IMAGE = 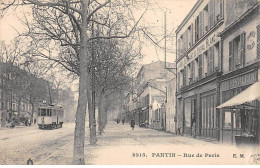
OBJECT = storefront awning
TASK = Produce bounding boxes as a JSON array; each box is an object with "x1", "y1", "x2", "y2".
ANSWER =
[{"x1": 216, "y1": 82, "x2": 260, "y2": 109}]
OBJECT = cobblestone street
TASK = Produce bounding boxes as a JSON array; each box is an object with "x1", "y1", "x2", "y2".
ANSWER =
[{"x1": 1, "y1": 121, "x2": 258, "y2": 165}]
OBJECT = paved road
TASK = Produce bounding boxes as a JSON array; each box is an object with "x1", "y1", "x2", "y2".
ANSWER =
[
  {"x1": 0, "y1": 122, "x2": 258, "y2": 165},
  {"x1": 0, "y1": 122, "x2": 75, "y2": 165}
]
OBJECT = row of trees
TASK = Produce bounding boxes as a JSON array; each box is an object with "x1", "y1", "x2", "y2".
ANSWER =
[{"x1": 0, "y1": 0, "x2": 157, "y2": 164}]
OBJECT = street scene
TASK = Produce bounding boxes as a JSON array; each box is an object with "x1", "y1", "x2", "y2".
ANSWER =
[{"x1": 0, "y1": 0, "x2": 260, "y2": 165}]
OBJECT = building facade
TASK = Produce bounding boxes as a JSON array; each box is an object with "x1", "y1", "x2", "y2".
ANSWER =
[
  {"x1": 176, "y1": 0, "x2": 260, "y2": 145},
  {"x1": 176, "y1": 0, "x2": 224, "y2": 140},
  {"x1": 218, "y1": 0, "x2": 260, "y2": 144},
  {"x1": 123, "y1": 61, "x2": 175, "y2": 130}
]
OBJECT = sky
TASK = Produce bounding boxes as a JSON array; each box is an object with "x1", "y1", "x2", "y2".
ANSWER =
[
  {"x1": 0, "y1": 0, "x2": 197, "y2": 64},
  {"x1": 0, "y1": 0, "x2": 197, "y2": 94},
  {"x1": 139, "y1": 0, "x2": 197, "y2": 65}
]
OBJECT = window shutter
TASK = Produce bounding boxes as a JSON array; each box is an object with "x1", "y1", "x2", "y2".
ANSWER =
[
  {"x1": 229, "y1": 41, "x2": 234, "y2": 71},
  {"x1": 211, "y1": 46, "x2": 214, "y2": 73},
  {"x1": 191, "y1": 24, "x2": 193, "y2": 46},
  {"x1": 212, "y1": 0, "x2": 215, "y2": 26},
  {"x1": 198, "y1": 54, "x2": 203, "y2": 79},
  {"x1": 257, "y1": 24, "x2": 260, "y2": 59},
  {"x1": 220, "y1": 0, "x2": 224, "y2": 19},
  {"x1": 207, "y1": 48, "x2": 212, "y2": 75},
  {"x1": 183, "y1": 66, "x2": 187, "y2": 86},
  {"x1": 218, "y1": 41, "x2": 222, "y2": 70},
  {"x1": 208, "y1": 0, "x2": 212, "y2": 28},
  {"x1": 199, "y1": 12, "x2": 203, "y2": 38},
  {"x1": 240, "y1": 32, "x2": 246, "y2": 66}
]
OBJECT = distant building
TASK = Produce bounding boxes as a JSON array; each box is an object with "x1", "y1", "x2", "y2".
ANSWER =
[{"x1": 123, "y1": 61, "x2": 175, "y2": 130}]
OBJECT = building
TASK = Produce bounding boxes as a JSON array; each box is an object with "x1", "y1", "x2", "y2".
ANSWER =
[
  {"x1": 176, "y1": 0, "x2": 224, "y2": 140},
  {"x1": 176, "y1": 0, "x2": 260, "y2": 145},
  {"x1": 123, "y1": 61, "x2": 175, "y2": 130},
  {"x1": 217, "y1": 0, "x2": 260, "y2": 145},
  {"x1": 165, "y1": 78, "x2": 176, "y2": 133}
]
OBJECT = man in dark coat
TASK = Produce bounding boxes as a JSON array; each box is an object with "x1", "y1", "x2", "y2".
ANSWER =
[{"x1": 130, "y1": 119, "x2": 135, "y2": 130}]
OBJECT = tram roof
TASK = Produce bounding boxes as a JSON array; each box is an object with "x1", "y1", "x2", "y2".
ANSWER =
[{"x1": 38, "y1": 105, "x2": 63, "y2": 109}]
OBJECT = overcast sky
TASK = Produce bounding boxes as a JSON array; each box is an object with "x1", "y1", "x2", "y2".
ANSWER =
[
  {"x1": 0, "y1": 0, "x2": 197, "y2": 94},
  {"x1": 0, "y1": 0, "x2": 197, "y2": 63},
  {"x1": 140, "y1": 0, "x2": 197, "y2": 65}
]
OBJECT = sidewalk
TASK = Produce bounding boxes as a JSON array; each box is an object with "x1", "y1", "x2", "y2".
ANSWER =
[{"x1": 40, "y1": 121, "x2": 259, "y2": 165}]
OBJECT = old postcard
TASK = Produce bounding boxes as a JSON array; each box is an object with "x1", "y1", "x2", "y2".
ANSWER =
[{"x1": 0, "y1": 0, "x2": 259, "y2": 165}]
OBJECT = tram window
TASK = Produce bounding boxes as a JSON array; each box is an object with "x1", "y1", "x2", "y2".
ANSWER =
[
  {"x1": 46, "y1": 109, "x2": 52, "y2": 116},
  {"x1": 53, "y1": 110, "x2": 56, "y2": 116},
  {"x1": 39, "y1": 109, "x2": 46, "y2": 116}
]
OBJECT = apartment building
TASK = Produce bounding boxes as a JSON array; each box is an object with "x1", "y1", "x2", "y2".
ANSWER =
[{"x1": 176, "y1": 0, "x2": 260, "y2": 145}]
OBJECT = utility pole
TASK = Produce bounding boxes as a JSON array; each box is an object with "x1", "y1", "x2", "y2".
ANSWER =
[{"x1": 164, "y1": 11, "x2": 167, "y2": 68}]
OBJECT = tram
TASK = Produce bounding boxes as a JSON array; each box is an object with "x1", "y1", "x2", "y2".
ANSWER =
[{"x1": 37, "y1": 105, "x2": 64, "y2": 129}]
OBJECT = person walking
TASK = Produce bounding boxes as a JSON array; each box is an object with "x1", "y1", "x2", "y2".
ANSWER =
[
  {"x1": 122, "y1": 119, "x2": 125, "y2": 125},
  {"x1": 130, "y1": 119, "x2": 135, "y2": 130}
]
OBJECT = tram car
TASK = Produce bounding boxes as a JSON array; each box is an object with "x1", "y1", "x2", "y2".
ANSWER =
[{"x1": 37, "y1": 105, "x2": 64, "y2": 129}]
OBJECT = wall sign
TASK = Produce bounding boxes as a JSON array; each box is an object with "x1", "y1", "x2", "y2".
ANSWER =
[
  {"x1": 221, "y1": 71, "x2": 257, "y2": 91},
  {"x1": 247, "y1": 31, "x2": 255, "y2": 50}
]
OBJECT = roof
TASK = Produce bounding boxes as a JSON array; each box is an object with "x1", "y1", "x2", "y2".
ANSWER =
[{"x1": 136, "y1": 61, "x2": 174, "y2": 78}]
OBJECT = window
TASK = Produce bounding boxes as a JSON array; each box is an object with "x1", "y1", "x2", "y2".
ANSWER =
[
  {"x1": 229, "y1": 33, "x2": 245, "y2": 71},
  {"x1": 183, "y1": 66, "x2": 187, "y2": 87},
  {"x1": 214, "y1": 42, "x2": 220, "y2": 70},
  {"x1": 215, "y1": 0, "x2": 224, "y2": 21},
  {"x1": 199, "y1": 11, "x2": 204, "y2": 38},
  {"x1": 154, "y1": 109, "x2": 160, "y2": 121},
  {"x1": 190, "y1": 61, "x2": 194, "y2": 83},
  {"x1": 195, "y1": 16, "x2": 199, "y2": 43},
  {"x1": 194, "y1": 58, "x2": 199, "y2": 80},
  {"x1": 39, "y1": 109, "x2": 46, "y2": 116},
  {"x1": 207, "y1": 47, "x2": 214, "y2": 75},
  {"x1": 188, "y1": 25, "x2": 193, "y2": 48},
  {"x1": 203, "y1": 5, "x2": 209, "y2": 32},
  {"x1": 203, "y1": 51, "x2": 208, "y2": 77}
]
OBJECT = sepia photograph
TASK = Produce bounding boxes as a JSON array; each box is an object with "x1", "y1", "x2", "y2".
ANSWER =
[{"x1": 0, "y1": 0, "x2": 259, "y2": 165}]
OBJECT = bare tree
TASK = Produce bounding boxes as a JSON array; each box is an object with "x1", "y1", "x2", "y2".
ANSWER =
[{"x1": 1, "y1": 0, "x2": 150, "y2": 164}]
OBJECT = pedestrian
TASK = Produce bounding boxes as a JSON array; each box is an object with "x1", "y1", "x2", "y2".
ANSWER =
[
  {"x1": 27, "y1": 158, "x2": 33, "y2": 165},
  {"x1": 117, "y1": 119, "x2": 120, "y2": 124},
  {"x1": 191, "y1": 113, "x2": 196, "y2": 138},
  {"x1": 122, "y1": 119, "x2": 125, "y2": 125},
  {"x1": 130, "y1": 119, "x2": 135, "y2": 130}
]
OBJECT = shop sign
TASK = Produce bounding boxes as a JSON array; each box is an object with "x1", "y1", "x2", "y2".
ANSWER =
[
  {"x1": 177, "y1": 33, "x2": 218, "y2": 70},
  {"x1": 221, "y1": 71, "x2": 257, "y2": 91}
]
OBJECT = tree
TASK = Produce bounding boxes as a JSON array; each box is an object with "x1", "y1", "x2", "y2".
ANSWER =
[{"x1": 1, "y1": 0, "x2": 149, "y2": 164}]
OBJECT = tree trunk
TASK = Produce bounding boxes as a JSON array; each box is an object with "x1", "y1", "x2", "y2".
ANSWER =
[
  {"x1": 17, "y1": 98, "x2": 21, "y2": 123},
  {"x1": 31, "y1": 103, "x2": 34, "y2": 125},
  {"x1": 98, "y1": 90, "x2": 105, "y2": 135},
  {"x1": 1, "y1": 111, "x2": 7, "y2": 127},
  {"x1": 72, "y1": 0, "x2": 93, "y2": 164}
]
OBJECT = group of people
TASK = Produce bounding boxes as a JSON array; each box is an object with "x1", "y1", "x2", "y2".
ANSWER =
[{"x1": 116, "y1": 118, "x2": 136, "y2": 130}]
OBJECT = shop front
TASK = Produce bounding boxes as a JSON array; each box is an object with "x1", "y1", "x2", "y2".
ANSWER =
[{"x1": 218, "y1": 69, "x2": 260, "y2": 145}]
